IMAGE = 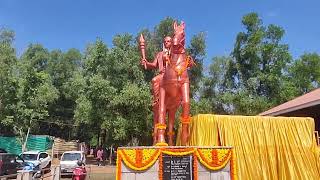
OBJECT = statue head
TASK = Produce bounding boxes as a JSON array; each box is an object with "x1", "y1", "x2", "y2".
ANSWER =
[
  {"x1": 163, "y1": 36, "x2": 172, "y2": 49},
  {"x1": 172, "y1": 21, "x2": 185, "y2": 48}
]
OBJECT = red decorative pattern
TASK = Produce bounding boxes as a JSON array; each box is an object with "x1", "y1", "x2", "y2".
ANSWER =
[
  {"x1": 159, "y1": 152, "x2": 163, "y2": 180},
  {"x1": 193, "y1": 152, "x2": 198, "y2": 180}
]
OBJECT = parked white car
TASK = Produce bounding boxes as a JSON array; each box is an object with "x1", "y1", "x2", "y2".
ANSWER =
[
  {"x1": 60, "y1": 151, "x2": 86, "y2": 173},
  {"x1": 20, "y1": 151, "x2": 51, "y2": 170}
]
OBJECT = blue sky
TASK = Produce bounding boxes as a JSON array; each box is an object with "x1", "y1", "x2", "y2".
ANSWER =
[{"x1": 0, "y1": 0, "x2": 319, "y2": 65}]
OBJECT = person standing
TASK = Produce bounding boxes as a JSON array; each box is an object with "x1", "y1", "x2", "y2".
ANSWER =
[{"x1": 96, "y1": 147, "x2": 103, "y2": 166}]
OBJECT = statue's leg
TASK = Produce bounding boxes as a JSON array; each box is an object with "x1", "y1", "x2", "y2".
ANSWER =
[
  {"x1": 156, "y1": 86, "x2": 167, "y2": 146},
  {"x1": 167, "y1": 109, "x2": 176, "y2": 146},
  {"x1": 152, "y1": 102, "x2": 158, "y2": 145},
  {"x1": 151, "y1": 75, "x2": 161, "y2": 145},
  {"x1": 180, "y1": 82, "x2": 190, "y2": 146}
]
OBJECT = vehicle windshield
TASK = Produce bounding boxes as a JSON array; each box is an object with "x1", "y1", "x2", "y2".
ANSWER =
[
  {"x1": 21, "y1": 154, "x2": 38, "y2": 161},
  {"x1": 61, "y1": 153, "x2": 81, "y2": 161}
]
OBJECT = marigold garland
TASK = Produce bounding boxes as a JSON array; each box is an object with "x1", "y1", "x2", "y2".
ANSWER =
[
  {"x1": 116, "y1": 153, "x2": 121, "y2": 180},
  {"x1": 155, "y1": 142, "x2": 169, "y2": 146},
  {"x1": 193, "y1": 152, "x2": 198, "y2": 180},
  {"x1": 118, "y1": 149, "x2": 161, "y2": 171},
  {"x1": 162, "y1": 148, "x2": 195, "y2": 156},
  {"x1": 200, "y1": 149, "x2": 212, "y2": 160},
  {"x1": 142, "y1": 149, "x2": 157, "y2": 162},
  {"x1": 135, "y1": 149, "x2": 143, "y2": 166},
  {"x1": 180, "y1": 116, "x2": 191, "y2": 124},
  {"x1": 196, "y1": 148, "x2": 232, "y2": 171},
  {"x1": 116, "y1": 147, "x2": 236, "y2": 180},
  {"x1": 212, "y1": 149, "x2": 218, "y2": 163},
  {"x1": 167, "y1": 55, "x2": 191, "y2": 76},
  {"x1": 155, "y1": 123, "x2": 167, "y2": 130},
  {"x1": 158, "y1": 152, "x2": 163, "y2": 180},
  {"x1": 121, "y1": 149, "x2": 136, "y2": 162}
]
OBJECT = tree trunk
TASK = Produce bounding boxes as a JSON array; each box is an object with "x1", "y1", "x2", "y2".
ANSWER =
[
  {"x1": 109, "y1": 144, "x2": 113, "y2": 165},
  {"x1": 101, "y1": 129, "x2": 106, "y2": 145},
  {"x1": 97, "y1": 131, "x2": 100, "y2": 147},
  {"x1": 22, "y1": 127, "x2": 30, "y2": 152}
]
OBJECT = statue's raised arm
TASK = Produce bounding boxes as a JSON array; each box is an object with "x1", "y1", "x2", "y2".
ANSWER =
[{"x1": 138, "y1": 34, "x2": 173, "y2": 145}]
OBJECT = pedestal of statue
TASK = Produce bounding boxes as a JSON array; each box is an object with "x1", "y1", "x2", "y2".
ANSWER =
[{"x1": 116, "y1": 146, "x2": 236, "y2": 180}]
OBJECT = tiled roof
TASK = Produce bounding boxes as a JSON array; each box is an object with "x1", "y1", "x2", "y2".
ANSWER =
[{"x1": 259, "y1": 88, "x2": 320, "y2": 116}]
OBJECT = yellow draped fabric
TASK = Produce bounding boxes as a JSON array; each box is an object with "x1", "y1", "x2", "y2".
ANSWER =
[{"x1": 177, "y1": 114, "x2": 320, "y2": 180}]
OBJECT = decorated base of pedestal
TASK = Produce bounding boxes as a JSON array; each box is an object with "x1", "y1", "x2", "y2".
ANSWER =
[{"x1": 116, "y1": 146, "x2": 236, "y2": 180}]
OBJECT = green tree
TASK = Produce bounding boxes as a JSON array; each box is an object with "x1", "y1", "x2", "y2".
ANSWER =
[
  {"x1": 202, "y1": 13, "x2": 294, "y2": 115},
  {"x1": 14, "y1": 44, "x2": 58, "y2": 151},
  {"x1": 44, "y1": 49, "x2": 82, "y2": 139},
  {"x1": 201, "y1": 56, "x2": 233, "y2": 114},
  {"x1": 154, "y1": 17, "x2": 175, "y2": 51},
  {"x1": 107, "y1": 34, "x2": 152, "y2": 145},
  {"x1": 74, "y1": 36, "x2": 152, "y2": 146},
  {"x1": 230, "y1": 13, "x2": 293, "y2": 114},
  {"x1": 289, "y1": 53, "x2": 320, "y2": 94},
  {"x1": 187, "y1": 32, "x2": 206, "y2": 97},
  {"x1": 0, "y1": 28, "x2": 18, "y2": 135},
  {"x1": 73, "y1": 39, "x2": 111, "y2": 144}
]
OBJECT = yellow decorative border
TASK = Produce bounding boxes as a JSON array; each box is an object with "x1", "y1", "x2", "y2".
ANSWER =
[
  {"x1": 116, "y1": 147, "x2": 237, "y2": 180},
  {"x1": 162, "y1": 148, "x2": 195, "y2": 156}
]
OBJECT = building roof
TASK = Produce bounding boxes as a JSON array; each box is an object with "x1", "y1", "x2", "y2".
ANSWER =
[{"x1": 259, "y1": 88, "x2": 320, "y2": 116}]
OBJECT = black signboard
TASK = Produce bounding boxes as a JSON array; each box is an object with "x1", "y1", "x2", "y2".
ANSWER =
[{"x1": 162, "y1": 154, "x2": 193, "y2": 180}]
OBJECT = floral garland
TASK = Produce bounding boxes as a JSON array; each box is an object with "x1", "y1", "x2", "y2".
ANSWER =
[
  {"x1": 180, "y1": 116, "x2": 191, "y2": 124},
  {"x1": 155, "y1": 142, "x2": 169, "y2": 146},
  {"x1": 116, "y1": 152, "x2": 122, "y2": 180},
  {"x1": 167, "y1": 55, "x2": 191, "y2": 76},
  {"x1": 161, "y1": 148, "x2": 195, "y2": 156},
  {"x1": 155, "y1": 123, "x2": 167, "y2": 130},
  {"x1": 196, "y1": 148, "x2": 232, "y2": 170},
  {"x1": 193, "y1": 152, "x2": 198, "y2": 180},
  {"x1": 118, "y1": 148, "x2": 160, "y2": 171},
  {"x1": 158, "y1": 152, "x2": 163, "y2": 180},
  {"x1": 116, "y1": 147, "x2": 236, "y2": 180}
]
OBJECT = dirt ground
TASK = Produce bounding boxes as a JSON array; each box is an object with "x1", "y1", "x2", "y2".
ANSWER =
[{"x1": 52, "y1": 155, "x2": 116, "y2": 180}]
